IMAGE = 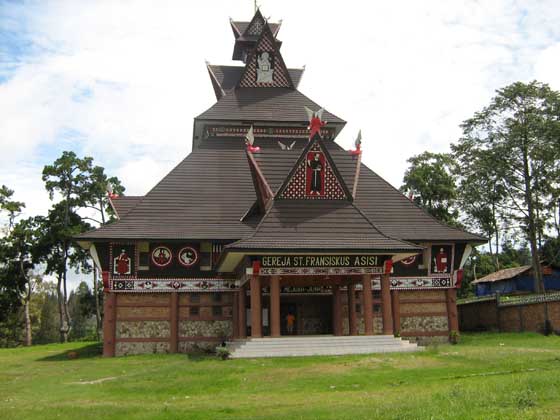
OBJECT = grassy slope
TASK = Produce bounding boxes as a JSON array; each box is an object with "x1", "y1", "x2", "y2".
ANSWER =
[{"x1": 0, "y1": 333, "x2": 559, "y2": 420}]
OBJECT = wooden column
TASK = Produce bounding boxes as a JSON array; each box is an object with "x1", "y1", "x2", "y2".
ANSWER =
[
  {"x1": 362, "y1": 274, "x2": 374, "y2": 335},
  {"x1": 332, "y1": 285, "x2": 343, "y2": 336},
  {"x1": 238, "y1": 287, "x2": 246, "y2": 338},
  {"x1": 170, "y1": 292, "x2": 179, "y2": 353},
  {"x1": 381, "y1": 274, "x2": 394, "y2": 335},
  {"x1": 391, "y1": 290, "x2": 401, "y2": 334},
  {"x1": 102, "y1": 292, "x2": 117, "y2": 357},
  {"x1": 270, "y1": 276, "x2": 281, "y2": 337},
  {"x1": 232, "y1": 291, "x2": 239, "y2": 339},
  {"x1": 347, "y1": 283, "x2": 358, "y2": 335},
  {"x1": 250, "y1": 274, "x2": 262, "y2": 338},
  {"x1": 446, "y1": 288, "x2": 459, "y2": 333}
]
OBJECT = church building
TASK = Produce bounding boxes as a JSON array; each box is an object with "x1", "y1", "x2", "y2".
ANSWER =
[{"x1": 77, "y1": 10, "x2": 485, "y2": 357}]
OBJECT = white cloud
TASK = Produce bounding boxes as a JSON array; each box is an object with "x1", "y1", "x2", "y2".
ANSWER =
[{"x1": 2, "y1": 0, "x2": 560, "y2": 288}]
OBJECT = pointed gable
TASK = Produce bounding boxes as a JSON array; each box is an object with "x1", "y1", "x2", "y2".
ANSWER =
[
  {"x1": 238, "y1": 21, "x2": 293, "y2": 88},
  {"x1": 277, "y1": 133, "x2": 352, "y2": 200},
  {"x1": 243, "y1": 9, "x2": 267, "y2": 37}
]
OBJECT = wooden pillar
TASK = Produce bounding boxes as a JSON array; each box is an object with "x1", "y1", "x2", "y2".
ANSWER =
[
  {"x1": 332, "y1": 285, "x2": 343, "y2": 336},
  {"x1": 362, "y1": 274, "x2": 374, "y2": 335},
  {"x1": 170, "y1": 292, "x2": 179, "y2": 353},
  {"x1": 446, "y1": 288, "x2": 459, "y2": 333},
  {"x1": 270, "y1": 276, "x2": 281, "y2": 337},
  {"x1": 250, "y1": 274, "x2": 262, "y2": 338},
  {"x1": 232, "y1": 291, "x2": 239, "y2": 339},
  {"x1": 238, "y1": 287, "x2": 246, "y2": 338},
  {"x1": 347, "y1": 283, "x2": 358, "y2": 335},
  {"x1": 102, "y1": 292, "x2": 117, "y2": 357},
  {"x1": 381, "y1": 274, "x2": 394, "y2": 335},
  {"x1": 391, "y1": 290, "x2": 401, "y2": 334}
]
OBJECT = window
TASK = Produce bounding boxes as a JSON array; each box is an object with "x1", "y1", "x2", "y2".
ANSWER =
[
  {"x1": 212, "y1": 293, "x2": 222, "y2": 303},
  {"x1": 190, "y1": 293, "x2": 200, "y2": 303},
  {"x1": 355, "y1": 304, "x2": 361, "y2": 314},
  {"x1": 373, "y1": 290, "x2": 381, "y2": 299},
  {"x1": 189, "y1": 306, "x2": 199, "y2": 316},
  {"x1": 212, "y1": 306, "x2": 222, "y2": 317},
  {"x1": 373, "y1": 304, "x2": 381, "y2": 313}
]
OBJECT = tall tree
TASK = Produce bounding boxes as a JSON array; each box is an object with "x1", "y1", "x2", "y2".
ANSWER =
[
  {"x1": 457, "y1": 81, "x2": 560, "y2": 292},
  {"x1": 400, "y1": 152, "x2": 460, "y2": 226},
  {"x1": 0, "y1": 186, "x2": 35, "y2": 346},
  {"x1": 33, "y1": 203, "x2": 91, "y2": 342},
  {"x1": 42, "y1": 152, "x2": 94, "y2": 342},
  {"x1": 452, "y1": 143, "x2": 506, "y2": 270}
]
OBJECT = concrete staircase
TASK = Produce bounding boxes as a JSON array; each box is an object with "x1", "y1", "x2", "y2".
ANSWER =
[{"x1": 226, "y1": 335, "x2": 423, "y2": 358}]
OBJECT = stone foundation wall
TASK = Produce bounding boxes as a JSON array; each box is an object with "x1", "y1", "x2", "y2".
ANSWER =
[
  {"x1": 398, "y1": 290, "x2": 450, "y2": 343},
  {"x1": 111, "y1": 291, "x2": 234, "y2": 356}
]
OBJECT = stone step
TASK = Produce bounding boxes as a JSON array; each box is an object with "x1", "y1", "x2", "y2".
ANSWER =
[
  {"x1": 230, "y1": 346, "x2": 422, "y2": 359},
  {"x1": 228, "y1": 341, "x2": 411, "y2": 350},
  {"x1": 226, "y1": 335, "x2": 422, "y2": 358}
]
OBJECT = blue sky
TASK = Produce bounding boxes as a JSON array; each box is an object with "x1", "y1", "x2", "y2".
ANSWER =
[{"x1": 1, "y1": 0, "x2": 560, "y2": 287}]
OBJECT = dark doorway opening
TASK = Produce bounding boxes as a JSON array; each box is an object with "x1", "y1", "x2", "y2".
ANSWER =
[{"x1": 280, "y1": 295, "x2": 332, "y2": 335}]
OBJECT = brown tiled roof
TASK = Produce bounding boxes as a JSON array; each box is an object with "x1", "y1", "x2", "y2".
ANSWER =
[
  {"x1": 226, "y1": 200, "x2": 421, "y2": 251},
  {"x1": 207, "y1": 65, "x2": 304, "y2": 98},
  {"x1": 195, "y1": 88, "x2": 345, "y2": 124},
  {"x1": 110, "y1": 196, "x2": 142, "y2": 218},
  {"x1": 471, "y1": 266, "x2": 532, "y2": 284},
  {"x1": 77, "y1": 139, "x2": 485, "y2": 243}
]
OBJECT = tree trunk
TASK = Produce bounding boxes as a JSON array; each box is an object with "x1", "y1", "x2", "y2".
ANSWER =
[
  {"x1": 62, "y1": 246, "x2": 71, "y2": 341},
  {"x1": 521, "y1": 144, "x2": 543, "y2": 293},
  {"x1": 93, "y1": 265, "x2": 101, "y2": 340},
  {"x1": 56, "y1": 272, "x2": 68, "y2": 343},
  {"x1": 24, "y1": 284, "x2": 32, "y2": 346}
]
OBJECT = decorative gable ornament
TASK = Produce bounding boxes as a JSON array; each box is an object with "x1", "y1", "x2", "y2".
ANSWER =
[
  {"x1": 238, "y1": 22, "x2": 293, "y2": 88},
  {"x1": 350, "y1": 130, "x2": 362, "y2": 156},
  {"x1": 277, "y1": 132, "x2": 352, "y2": 201},
  {"x1": 305, "y1": 107, "x2": 327, "y2": 139},
  {"x1": 244, "y1": 9, "x2": 267, "y2": 37},
  {"x1": 245, "y1": 125, "x2": 261, "y2": 153}
]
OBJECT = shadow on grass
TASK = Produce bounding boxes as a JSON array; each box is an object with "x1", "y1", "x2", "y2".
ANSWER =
[{"x1": 38, "y1": 342, "x2": 103, "y2": 362}]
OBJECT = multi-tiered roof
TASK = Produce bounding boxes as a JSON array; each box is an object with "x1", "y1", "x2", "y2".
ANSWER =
[{"x1": 78, "y1": 10, "x2": 485, "y2": 270}]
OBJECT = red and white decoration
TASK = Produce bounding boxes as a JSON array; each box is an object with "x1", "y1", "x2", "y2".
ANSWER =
[
  {"x1": 305, "y1": 107, "x2": 327, "y2": 139},
  {"x1": 113, "y1": 248, "x2": 131, "y2": 275},
  {"x1": 280, "y1": 142, "x2": 347, "y2": 200},
  {"x1": 178, "y1": 246, "x2": 199, "y2": 268},
  {"x1": 151, "y1": 246, "x2": 172, "y2": 267}
]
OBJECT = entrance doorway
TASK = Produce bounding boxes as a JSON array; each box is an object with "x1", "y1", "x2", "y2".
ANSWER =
[{"x1": 280, "y1": 295, "x2": 333, "y2": 335}]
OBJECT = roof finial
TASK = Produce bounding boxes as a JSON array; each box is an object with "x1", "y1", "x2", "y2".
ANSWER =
[
  {"x1": 305, "y1": 107, "x2": 327, "y2": 140},
  {"x1": 350, "y1": 130, "x2": 362, "y2": 156},
  {"x1": 254, "y1": 0, "x2": 258, "y2": 13},
  {"x1": 245, "y1": 126, "x2": 261, "y2": 153}
]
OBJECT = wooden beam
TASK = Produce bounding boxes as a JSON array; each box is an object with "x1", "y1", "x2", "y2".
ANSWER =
[
  {"x1": 332, "y1": 285, "x2": 343, "y2": 336},
  {"x1": 170, "y1": 292, "x2": 179, "y2": 353},
  {"x1": 381, "y1": 274, "x2": 394, "y2": 335},
  {"x1": 270, "y1": 276, "x2": 281, "y2": 337},
  {"x1": 362, "y1": 274, "x2": 373, "y2": 335},
  {"x1": 391, "y1": 290, "x2": 401, "y2": 334},
  {"x1": 347, "y1": 283, "x2": 358, "y2": 335},
  {"x1": 250, "y1": 274, "x2": 262, "y2": 338}
]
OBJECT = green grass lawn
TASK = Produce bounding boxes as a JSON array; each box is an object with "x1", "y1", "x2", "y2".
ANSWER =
[{"x1": 0, "y1": 333, "x2": 559, "y2": 419}]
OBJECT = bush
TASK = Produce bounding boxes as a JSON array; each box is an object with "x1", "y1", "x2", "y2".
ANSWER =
[{"x1": 215, "y1": 346, "x2": 230, "y2": 360}]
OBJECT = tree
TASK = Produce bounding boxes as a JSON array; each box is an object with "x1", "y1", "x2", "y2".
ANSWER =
[
  {"x1": 452, "y1": 143, "x2": 506, "y2": 270},
  {"x1": 0, "y1": 185, "x2": 25, "y2": 230},
  {"x1": 0, "y1": 186, "x2": 37, "y2": 346},
  {"x1": 33, "y1": 202, "x2": 91, "y2": 342},
  {"x1": 400, "y1": 152, "x2": 460, "y2": 226},
  {"x1": 457, "y1": 81, "x2": 560, "y2": 293}
]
